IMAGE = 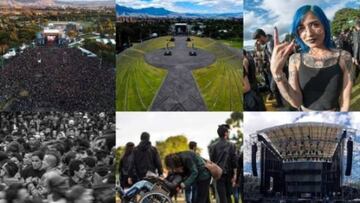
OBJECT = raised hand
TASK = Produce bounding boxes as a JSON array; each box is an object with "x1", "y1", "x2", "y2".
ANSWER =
[{"x1": 270, "y1": 27, "x2": 295, "y2": 75}]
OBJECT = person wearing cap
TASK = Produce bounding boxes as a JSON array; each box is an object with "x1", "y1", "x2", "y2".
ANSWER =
[
  {"x1": 129, "y1": 132, "x2": 163, "y2": 182},
  {"x1": 353, "y1": 20, "x2": 360, "y2": 77},
  {"x1": 270, "y1": 5, "x2": 353, "y2": 111},
  {"x1": 253, "y1": 28, "x2": 285, "y2": 108},
  {"x1": 209, "y1": 124, "x2": 238, "y2": 203}
]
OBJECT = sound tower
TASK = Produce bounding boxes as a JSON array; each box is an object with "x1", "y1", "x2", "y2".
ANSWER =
[
  {"x1": 345, "y1": 139, "x2": 353, "y2": 176},
  {"x1": 252, "y1": 144, "x2": 258, "y2": 176}
]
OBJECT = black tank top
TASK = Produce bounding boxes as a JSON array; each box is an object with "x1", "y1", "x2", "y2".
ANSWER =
[{"x1": 298, "y1": 52, "x2": 343, "y2": 110}]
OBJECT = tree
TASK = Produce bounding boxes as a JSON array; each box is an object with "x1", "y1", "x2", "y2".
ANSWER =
[
  {"x1": 156, "y1": 135, "x2": 189, "y2": 160},
  {"x1": 115, "y1": 146, "x2": 125, "y2": 176},
  {"x1": 209, "y1": 112, "x2": 243, "y2": 150},
  {"x1": 332, "y1": 8, "x2": 360, "y2": 35}
]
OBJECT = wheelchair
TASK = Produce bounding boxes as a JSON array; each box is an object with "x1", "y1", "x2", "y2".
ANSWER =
[{"x1": 118, "y1": 176, "x2": 173, "y2": 203}]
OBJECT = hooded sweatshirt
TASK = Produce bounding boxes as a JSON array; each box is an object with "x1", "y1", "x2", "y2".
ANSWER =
[{"x1": 130, "y1": 140, "x2": 163, "y2": 179}]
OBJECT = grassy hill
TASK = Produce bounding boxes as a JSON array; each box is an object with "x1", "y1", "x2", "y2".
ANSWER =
[
  {"x1": 116, "y1": 36, "x2": 243, "y2": 111},
  {"x1": 350, "y1": 75, "x2": 360, "y2": 111},
  {"x1": 116, "y1": 37, "x2": 171, "y2": 111},
  {"x1": 191, "y1": 37, "x2": 242, "y2": 111}
]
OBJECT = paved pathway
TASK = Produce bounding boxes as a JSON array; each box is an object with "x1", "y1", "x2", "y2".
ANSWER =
[{"x1": 145, "y1": 36, "x2": 215, "y2": 111}]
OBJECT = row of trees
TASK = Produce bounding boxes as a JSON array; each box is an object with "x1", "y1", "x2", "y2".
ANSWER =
[
  {"x1": 332, "y1": 8, "x2": 360, "y2": 35},
  {"x1": 116, "y1": 18, "x2": 243, "y2": 53},
  {"x1": 115, "y1": 112, "x2": 243, "y2": 173}
]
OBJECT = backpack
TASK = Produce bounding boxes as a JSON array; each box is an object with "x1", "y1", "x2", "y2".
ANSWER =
[{"x1": 204, "y1": 159, "x2": 223, "y2": 180}]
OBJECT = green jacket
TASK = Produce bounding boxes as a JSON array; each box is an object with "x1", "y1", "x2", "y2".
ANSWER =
[{"x1": 176, "y1": 151, "x2": 210, "y2": 187}]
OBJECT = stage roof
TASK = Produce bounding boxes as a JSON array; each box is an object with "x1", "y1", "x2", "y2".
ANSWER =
[{"x1": 257, "y1": 122, "x2": 346, "y2": 161}]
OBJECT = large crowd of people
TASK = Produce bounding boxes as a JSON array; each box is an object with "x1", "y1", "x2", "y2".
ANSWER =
[
  {"x1": 119, "y1": 125, "x2": 242, "y2": 203},
  {"x1": 244, "y1": 5, "x2": 360, "y2": 112},
  {"x1": 0, "y1": 47, "x2": 115, "y2": 111},
  {"x1": 0, "y1": 112, "x2": 115, "y2": 203}
]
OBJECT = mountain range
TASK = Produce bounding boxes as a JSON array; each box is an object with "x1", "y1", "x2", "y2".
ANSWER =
[
  {"x1": 0, "y1": 0, "x2": 113, "y2": 8},
  {"x1": 116, "y1": 5, "x2": 242, "y2": 19}
]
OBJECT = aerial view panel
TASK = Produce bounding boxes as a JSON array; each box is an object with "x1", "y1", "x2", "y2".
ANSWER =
[
  {"x1": 0, "y1": 0, "x2": 115, "y2": 111},
  {"x1": 116, "y1": 0, "x2": 243, "y2": 111}
]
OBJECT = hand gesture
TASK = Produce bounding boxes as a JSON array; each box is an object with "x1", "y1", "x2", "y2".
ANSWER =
[{"x1": 270, "y1": 27, "x2": 295, "y2": 75}]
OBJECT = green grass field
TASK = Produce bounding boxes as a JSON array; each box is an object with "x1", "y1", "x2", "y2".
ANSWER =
[
  {"x1": 116, "y1": 36, "x2": 242, "y2": 111},
  {"x1": 218, "y1": 38, "x2": 243, "y2": 49},
  {"x1": 116, "y1": 37, "x2": 171, "y2": 111},
  {"x1": 350, "y1": 75, "x2": 360, "y2": 111},
  {"x1": 191, "y1": 37, "x2": 243, "y2": 111}
]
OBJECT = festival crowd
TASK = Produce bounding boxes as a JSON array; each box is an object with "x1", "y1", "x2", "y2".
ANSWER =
[
  {"x1": 0, "y1": 47, "x2": 114, "y2": 111},
  {"x1": 0, "y1": 112, "x2": 115, "y2": 203}
]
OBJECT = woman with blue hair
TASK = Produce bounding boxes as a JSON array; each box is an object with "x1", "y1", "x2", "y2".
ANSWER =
[{"x1": 270, "y1": 5, "x2": 354, "y2": 111}]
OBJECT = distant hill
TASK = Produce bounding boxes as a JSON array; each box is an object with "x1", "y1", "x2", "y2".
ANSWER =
[
  {"x1": 1, "y1": 0, "x2": 113, "y2": 8},
  {"x1": 116, "y1": 4, "x2": 242, "y2": 19}
]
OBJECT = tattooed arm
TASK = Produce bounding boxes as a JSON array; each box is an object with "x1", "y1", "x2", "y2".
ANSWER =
[
  {"x1": 273, "y1": 53, "x2": 303, "y2": 108},
  {"x1": 339, "y1": 50, "x2": 353, "y2": 111}
]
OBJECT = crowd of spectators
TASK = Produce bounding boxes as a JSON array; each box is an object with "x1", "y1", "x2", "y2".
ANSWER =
[
  {"x1": 0, "y1": 112, "x2": 115, "y2": 203},
  {"x1": 0, "y1": 47, "x2": 115, "y2": 111}
]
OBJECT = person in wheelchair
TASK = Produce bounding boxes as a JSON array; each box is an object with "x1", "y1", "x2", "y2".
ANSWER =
[{"x1": 119, "y1": 172, "x2": 182, "y2": 203}]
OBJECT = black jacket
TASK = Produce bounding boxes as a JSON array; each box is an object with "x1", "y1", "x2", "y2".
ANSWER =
[
  {"x1": 130, "y1": 140, "x2": 163, "y2": 179},
  {"x1": 209, "y1": 138, "x2": 238, "y2": 176}
]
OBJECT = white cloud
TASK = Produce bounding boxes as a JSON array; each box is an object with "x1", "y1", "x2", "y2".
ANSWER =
[
  {"x1": 244, "y1": 0, "x2": 356, "y2": 41},
  {"x1": 116, "y1": 0, "x2": 243, "y2": 13},
  {"x1": 116, "y1": 112, "x2": 234, "y2": 159},
  {"x1": 243, "y1": 112, "x2": 359, "y2": 164}
]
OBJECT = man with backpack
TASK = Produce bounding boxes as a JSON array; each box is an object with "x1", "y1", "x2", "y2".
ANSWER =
[{"x1": 129, "y1": 132, "x2": 163, "y2": 182}]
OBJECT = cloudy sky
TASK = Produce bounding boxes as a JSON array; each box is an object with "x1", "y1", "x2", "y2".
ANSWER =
[
  {"x1": 243, "y1": 112, "x2": 360, "y2": 171},
  {"x1": 116, "y1": 0, "x2": 243, "y2": 14},
  {"x1": 116, "y1": 112, "x2": 237, "y2": 159},
  {"x1": 244, "y1": 0, "x2": 359, "y2": 49}
]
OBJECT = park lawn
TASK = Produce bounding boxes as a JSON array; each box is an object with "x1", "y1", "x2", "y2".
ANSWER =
[
  {"x1": 191, "y1": 37, "x2": 243, "y2": 111},
  {"x1": 116, "y1": 42, "x2": 168, "y2": 111},
  {"x1": 218, "y1": 38, "x2": 243, "y2": 49},
  {"x1": 350, "y1": 76, "x2": 360, "y2": 111},
  {"x1": 133, "y1": 36, "x2": 175, "y2": 53}
]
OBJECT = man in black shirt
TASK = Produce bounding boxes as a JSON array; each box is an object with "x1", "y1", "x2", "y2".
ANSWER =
[
  {"x1": 209, "y1": 124, "x2": 238, "y2": 203},
  {"x1": 22, "y1": 151, "x2": 45, "y2": 188}
]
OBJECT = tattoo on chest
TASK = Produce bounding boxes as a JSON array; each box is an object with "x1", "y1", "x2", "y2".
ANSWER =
[{"x1": 303, "y1": 53, "x2": 339, "y2": 68}]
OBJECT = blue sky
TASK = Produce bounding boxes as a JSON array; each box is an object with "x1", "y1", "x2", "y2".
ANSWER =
[
  {"x1": 116, "y1": 0, "x2": 243, "y2": 14},
  {"x1": 244, "y1": 0, "x2": 359, "y2": 49}
]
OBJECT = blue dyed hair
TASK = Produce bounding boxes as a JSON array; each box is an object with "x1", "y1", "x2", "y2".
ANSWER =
[{"x1": 290, "y1": 5, "x2": 334, "y2": 53}]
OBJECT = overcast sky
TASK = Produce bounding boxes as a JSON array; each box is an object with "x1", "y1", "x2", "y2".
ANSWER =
[
  {"x1": 243, "y1": 0, "x2": 359, "y2": 50},
  {"x1": 116, "y1": 112, "x2": 237, "y2": 159},
  {"x1": 116, "y1": 0, "x2": 243, "y2": 14}
]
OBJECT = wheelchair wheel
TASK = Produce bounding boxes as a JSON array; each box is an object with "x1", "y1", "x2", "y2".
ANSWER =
[{"x1": 138, "y1": 191, "x2": 173, "y2": 203}]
